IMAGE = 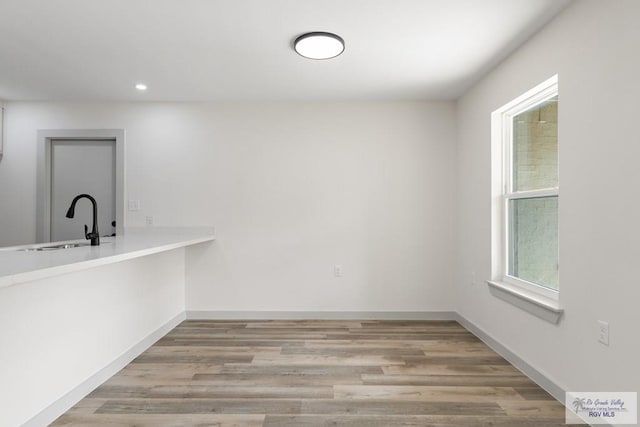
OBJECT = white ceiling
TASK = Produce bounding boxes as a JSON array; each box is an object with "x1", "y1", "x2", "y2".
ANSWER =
[{"x1": 0, "y1": 0, "x2": 571, "y2": 102}]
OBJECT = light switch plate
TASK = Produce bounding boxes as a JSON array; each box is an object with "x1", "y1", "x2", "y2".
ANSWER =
[{"x1": 127, "y1": 200, "x2": 141, "y2": 211}]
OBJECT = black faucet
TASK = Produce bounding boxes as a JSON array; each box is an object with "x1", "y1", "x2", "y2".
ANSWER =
[{"x1": 65, "y1": 194, "x2": 100, "y2": 246}]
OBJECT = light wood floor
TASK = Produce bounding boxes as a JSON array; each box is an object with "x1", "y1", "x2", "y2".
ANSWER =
[{"x1": 52, "y1": 320, "x2": 571, "y2": 426}]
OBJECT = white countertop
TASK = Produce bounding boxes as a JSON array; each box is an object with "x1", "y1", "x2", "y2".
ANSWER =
[{"x1": 0, "y1": 227, "x2": 215, "y2": 289}]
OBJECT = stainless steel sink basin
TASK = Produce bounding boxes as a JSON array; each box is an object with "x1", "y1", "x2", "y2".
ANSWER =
[
  {"x1": 18, "y1": 243, "x2": 90, "y2": 251},
  {"x1": 45, "y1": 243, "x2": 89, "y2": 250}
]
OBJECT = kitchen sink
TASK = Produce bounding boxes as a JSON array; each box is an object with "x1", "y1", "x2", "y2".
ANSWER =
[{"x1": 18, "y1": 243, "x2": 90, "y2": 251}]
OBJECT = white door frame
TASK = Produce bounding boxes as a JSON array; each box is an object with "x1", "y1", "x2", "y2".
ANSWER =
[{"x1": 36, "y1": 129, "x2": 125, "y2": 243}]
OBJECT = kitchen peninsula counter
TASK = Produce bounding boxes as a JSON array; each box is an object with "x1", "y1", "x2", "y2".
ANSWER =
[{"x1": 0, "y1": 227, "x2": 215, "y2": 289}]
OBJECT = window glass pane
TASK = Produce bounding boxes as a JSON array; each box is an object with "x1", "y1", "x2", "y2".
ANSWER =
[
  {"x1": 508, "y1": 196, "x2": 558, "y2": 290},
  {"x1": 512, "y1": 96, "x2": 558, "y2": 191}
]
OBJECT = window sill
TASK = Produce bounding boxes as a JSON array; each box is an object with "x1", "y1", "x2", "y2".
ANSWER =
[{"x1": 486, "y1": 280, "x2": 563, "y2": 324}]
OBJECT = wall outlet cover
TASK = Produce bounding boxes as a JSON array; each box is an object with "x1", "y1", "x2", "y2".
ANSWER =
[
  {"x1": 333, "y1": 265, "x2": 342, "y2": 277},
  {"x1": 597, "y1": 320, "x2": 609, "y2": 346}
]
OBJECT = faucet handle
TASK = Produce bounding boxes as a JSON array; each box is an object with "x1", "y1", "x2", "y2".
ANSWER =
[{"x1": 84, "y1": 224, "x2": 89, "y2": 239}]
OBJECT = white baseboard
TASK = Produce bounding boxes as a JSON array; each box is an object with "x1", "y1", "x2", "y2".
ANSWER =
[
  {"x1": 23, "y1": 311, "x2": 186, "y2": 427},
  {"x1": 455, "y1": 312, "x2": 565, "y2": 403},
  {"x1": 186, "y1": 310, "x2": 457, "y2": 320}
]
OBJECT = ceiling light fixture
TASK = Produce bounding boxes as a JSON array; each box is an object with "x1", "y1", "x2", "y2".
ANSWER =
[
  {"x1": 135, "y1": 83, "x2": 148, "y2": 91},
  {"x1": 294, "y1": 32, "x2": 345, "y2": 60}
]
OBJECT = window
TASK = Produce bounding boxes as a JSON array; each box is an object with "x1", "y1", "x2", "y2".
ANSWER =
[{"x1": 491, "y1": 76, "x2": 559, "y2": 303}]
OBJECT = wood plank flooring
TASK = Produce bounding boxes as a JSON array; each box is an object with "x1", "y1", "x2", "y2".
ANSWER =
[{"x1": 52, "y1": 320, "x2": 573, "y2": 426}]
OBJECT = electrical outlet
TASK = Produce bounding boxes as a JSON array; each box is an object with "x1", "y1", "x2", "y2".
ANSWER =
[
  {"x1": 145, "y1": 216, "x2": 154, "y2": 226},
  {"x1": 333, "y1": 265, "x2": 342, "y2": 277},
  {"x1": 597, "y1": 320, "x2": 609, "y2": 346}
]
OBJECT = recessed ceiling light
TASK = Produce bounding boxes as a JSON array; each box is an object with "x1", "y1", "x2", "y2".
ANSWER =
[
  {"x1": 135, "y1": 83, "x2": 147, "y2": 91},
  {"x1": 294, "y1": 32, "x2": 345, "y2": 60}
]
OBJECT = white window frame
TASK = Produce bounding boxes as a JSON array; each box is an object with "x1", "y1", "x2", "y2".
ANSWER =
[
  {"x1": 0, "y1": 105, "x2": 4, "y2": 160},
  {"x1": 490, "y1": 75, "x2": 560, "y2": 307}
]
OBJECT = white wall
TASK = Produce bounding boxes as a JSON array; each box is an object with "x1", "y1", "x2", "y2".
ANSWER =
[
  {"x1": 0, "y1": 249, "x2": 185, "y2": 427},
  {"x1": 1, "y1": 102, "x2": 457, "y2": 312},
  {"x1": 456, "y1": 0, "x2": 640, "y2": 398}
]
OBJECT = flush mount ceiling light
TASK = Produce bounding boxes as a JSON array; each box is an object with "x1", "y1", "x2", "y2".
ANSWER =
[
  {"x1": 294, "y1": 32, "x2": 345, "y2": 60},
  {"x1": 135, "y1": 83, "x2": 147, "y2": 91}
]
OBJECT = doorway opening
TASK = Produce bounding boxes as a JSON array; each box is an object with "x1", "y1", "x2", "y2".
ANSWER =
[{"x1": 36, "y1": 129, "x2": 125, "y2": 244}]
